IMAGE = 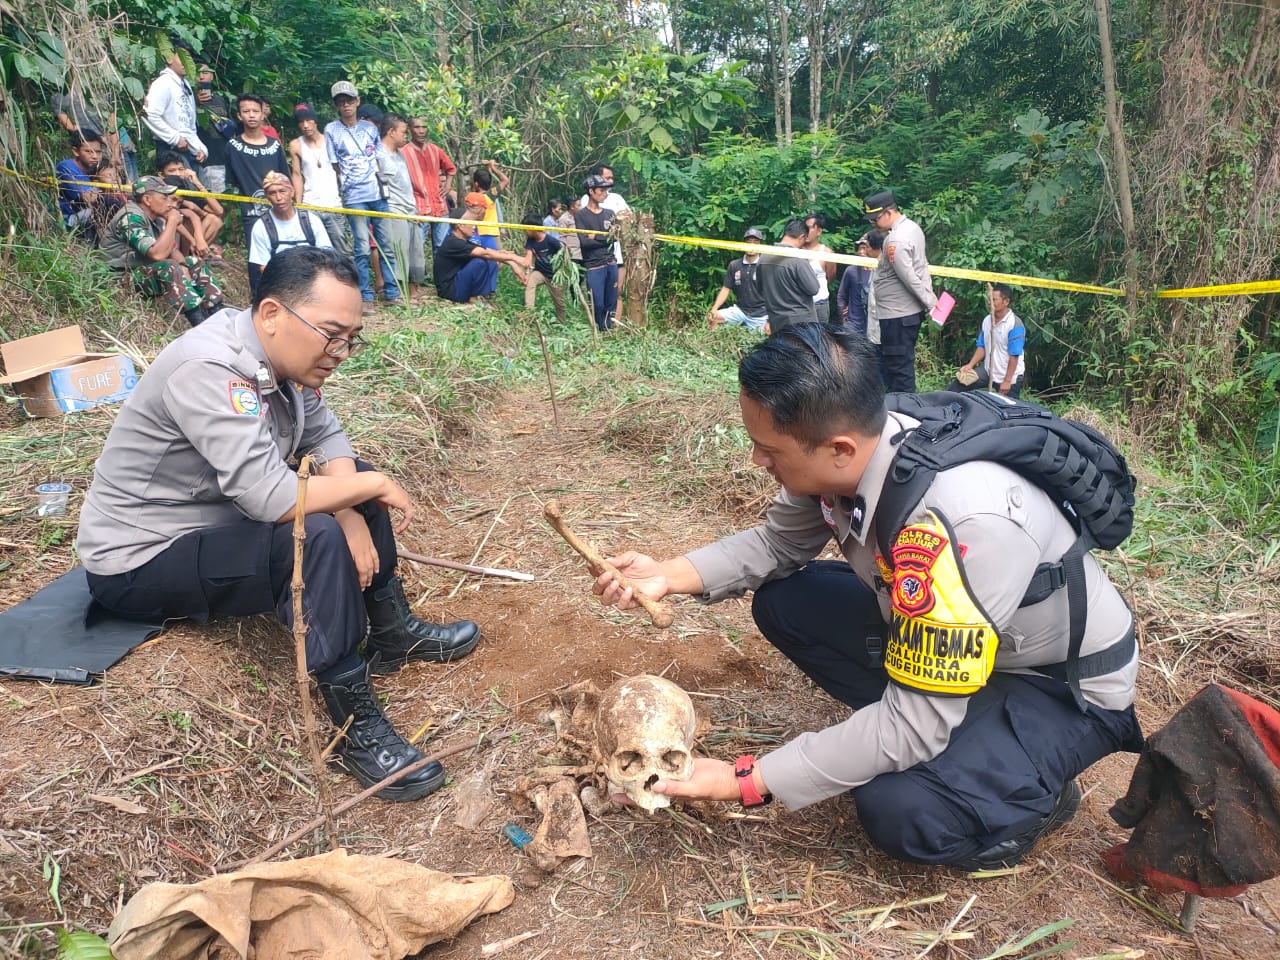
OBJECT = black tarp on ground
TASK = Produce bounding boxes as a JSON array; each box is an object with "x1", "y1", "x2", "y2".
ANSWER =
[{"x1": 0, "y1": 567, "x2": 165, "y2": 684}]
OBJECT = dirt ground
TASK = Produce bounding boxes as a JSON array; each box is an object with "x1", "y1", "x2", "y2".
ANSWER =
[{"x1": 1, "y1": 345, "x2": 1278, "y2": 958}]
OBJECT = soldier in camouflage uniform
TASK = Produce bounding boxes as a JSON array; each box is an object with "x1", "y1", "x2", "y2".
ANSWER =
[{"x1": 102, "y1": 176, "x2": 223, "y2": 326}]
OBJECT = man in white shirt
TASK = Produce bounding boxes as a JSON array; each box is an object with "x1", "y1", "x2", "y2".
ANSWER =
[
  {"x1": 142, "y1": 46, "x2": 207, "y2": 172},
  {"x1": 803, "y1": 212, "x2": 836, "y2": 318},
  {"x1": 949, "y1": 283, "x2": 1027, "y2": 397},
  {"x1": 248, "y1": 171, "x2": 332, "y2": 273},
  {"x1": 289, "y1": 104, "x2": 351, "y2": 255}
]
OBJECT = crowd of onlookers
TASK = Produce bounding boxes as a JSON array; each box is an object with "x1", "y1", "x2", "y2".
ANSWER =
[
  {"x1": 51, "y1": 41, "x2": 630, "y2": 328},
  {"x1": 50, "y1": 41, "x2": 1025, "y2": 389}
]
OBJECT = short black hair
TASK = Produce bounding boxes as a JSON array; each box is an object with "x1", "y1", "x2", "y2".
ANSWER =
[
  {"x1": 522, "y1": 212, "x2": 544, "y2": 228},
  {"x1": 155, "y1": 149, "x2": 185, "y2": 171},
  {"x1": 865, "y1": 229, "x2": 885, "y2": 250},
  {"x1": 380, "y1": 112, "x2": 407, "y2": 137},
  {"x1": 991, "y1": 283, "x2": 1014, "y2": 302},
  {"x1": 738, "y1": 323, "x2": 886, "y2": 450},
  {"x1": 69, "y1": 130, "x2": 103, "y2": 148},
  {"x1": 236, "y1": 93, "x2": 266, "y2": 110},
  {"x1": 254, "y1": 246, "x2": 360, "y2": 309},
  {"x1": 805, "y1": 212, "x2": 826, "y2": 230},
  {"x1": 589, "y1": 162, "x2": 613, "y2": 177},
  {"x1": 782, "y1": 219, "x2": 809, "y2": 240},
  {"x1": 472, "y1": 167, "x2": 492, "y2": 190}
]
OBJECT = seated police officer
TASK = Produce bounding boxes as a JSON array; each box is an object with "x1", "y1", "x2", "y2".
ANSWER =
[
  {"x1": 594, "y1": 324, "x2": 1142, "y2": 869},
  {"x1": 77, "y1": 246, "x2": 479, "y2": 801}
]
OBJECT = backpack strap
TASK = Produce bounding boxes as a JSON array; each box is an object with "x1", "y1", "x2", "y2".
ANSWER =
[
  {"x1": 264, "y1": 214, "x2": 280, "y2": 255},
  {"x1": 299, "y1": 210, "x2": 316, "y2": 246},
  {"x1": 1059, "y1": 538, "x2": 1089, "y2": 712}
]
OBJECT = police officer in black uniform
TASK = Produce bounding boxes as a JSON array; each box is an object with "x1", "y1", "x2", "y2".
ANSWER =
[{"x1": 78, "y1": 246, "x2": 478, "y2": 801}]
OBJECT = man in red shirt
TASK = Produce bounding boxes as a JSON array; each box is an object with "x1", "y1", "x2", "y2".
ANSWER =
[{"x1": 403, "y1": 117, "x2": 457, "y2": 256}]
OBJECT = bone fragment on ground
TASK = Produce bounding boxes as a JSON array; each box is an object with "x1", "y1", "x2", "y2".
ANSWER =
[{"x1": 595, "y1": 674, "x2": 697, "y2": 812}]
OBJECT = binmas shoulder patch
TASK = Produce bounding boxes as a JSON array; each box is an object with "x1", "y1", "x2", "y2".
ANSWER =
[
  {"x1": 227, "y1": 379, "x2": 261, "y2": 416},
  {"x1": 884, "y1": 509, "x2": 997, "y2": 697}
]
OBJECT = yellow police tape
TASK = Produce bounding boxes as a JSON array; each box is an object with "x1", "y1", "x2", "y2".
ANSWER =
[{"x1": 12, "y1": 165, "x2": 1279, "y2": 301}]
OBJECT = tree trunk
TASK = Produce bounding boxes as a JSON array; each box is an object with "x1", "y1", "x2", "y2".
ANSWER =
[
  {"x1": 768, "y1": 3, "x2": 783, "y2": 142},
  {"x1": 780, "y1": 0, "x2": 793, "y2": 144},
  {"x1": 807, "y1": 0, "x2": 825, "y2": 136},
  {"x1": 1094, "y1": 0, "x2": 1139, "y2": 334}
]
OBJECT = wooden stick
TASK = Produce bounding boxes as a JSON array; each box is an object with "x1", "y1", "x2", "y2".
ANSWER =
[
  {"x1": 543, "y1": 499, "x2": 674, "y2": 628},
  {"x1": 292, "y1": 455, "x2": 339, "y2": 852},
  {"x1": 397, "y1": 547, "x2": 534, "y2": 581},
  {"x1": 223, "y1": 736, "x2": 482, "y2": 870}
]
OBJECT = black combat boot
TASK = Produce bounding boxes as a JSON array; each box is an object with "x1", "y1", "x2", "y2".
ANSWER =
[
  {"x1": 952, "y1": 780, "x2": 1082, "y2": 871},
  {"x1": 364, "y1": 575, "x2": 480, "y2": 675},
  {"x1": 317, "y1": 658, "x2": 445, "y2": 801},
  {"x1": 183, "y1": 306, "x2": 208, "y2": 326}
]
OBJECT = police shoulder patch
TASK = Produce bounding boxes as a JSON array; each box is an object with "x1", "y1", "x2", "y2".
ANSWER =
[
  {"x1": 227, "y1": 379, "x2": 261, "y2": 416},
  {"x1": 883, "y1": 508, "x2": 997, "y2": 697}
]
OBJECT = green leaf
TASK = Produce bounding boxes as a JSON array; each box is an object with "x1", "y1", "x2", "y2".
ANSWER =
[
  {"x1": 12, "y1": 53, "x2": 37, "y2": 81},
  {"x1": 986, "y1": 152, "x2": 1026, "y2": 172},
  {"x1": 124, "y1": 77, "x2": 144, "y2": 100},
  {"x1": 56, "y1": 929, "x2": 112, "y2": 960},
  {"x1": 649, "y1": 125, "x2": 675, "y2": 152}
]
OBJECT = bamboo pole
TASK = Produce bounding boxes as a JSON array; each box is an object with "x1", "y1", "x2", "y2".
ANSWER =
[{"x1": 292, "y1": 454, "x2": 338, "y2": 851}]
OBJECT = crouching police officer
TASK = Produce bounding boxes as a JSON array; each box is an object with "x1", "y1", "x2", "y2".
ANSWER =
[
  {"x1": 594, "y1": 324, "x2": 1143, "y2": 869},
  {"x1": 77, "y1": 246, "x2": 479, "y2": 801}
]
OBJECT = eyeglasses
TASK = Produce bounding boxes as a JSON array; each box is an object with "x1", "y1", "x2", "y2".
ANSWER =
[{"x1": 276, "y1": 301, "x2": 368, "y2": 358}]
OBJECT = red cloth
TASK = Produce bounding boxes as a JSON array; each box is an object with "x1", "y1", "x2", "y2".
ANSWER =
[
  {"x1": 404, "y1": 141, "x2": 457, "y2": 217},
  {"x1": 1104, "y1": 683, "x2": 1280, "y2": 897}
]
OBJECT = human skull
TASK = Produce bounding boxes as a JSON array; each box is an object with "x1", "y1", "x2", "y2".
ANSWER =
[{"x1": 595, "y1": 674, "x2": 696, "y2": 812}]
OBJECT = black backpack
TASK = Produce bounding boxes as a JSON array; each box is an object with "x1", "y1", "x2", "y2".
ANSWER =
[
  {"x1": 263, "y1": 210, "x2": 318, "y2": 255},
  {"x1": 877, "y1": 390, "x2": 1137, "y2": 709}
]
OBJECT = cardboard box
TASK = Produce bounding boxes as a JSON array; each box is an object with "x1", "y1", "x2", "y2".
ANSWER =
[{"x1": 0, "y1": 325, "x2": 138, "y2": 418}]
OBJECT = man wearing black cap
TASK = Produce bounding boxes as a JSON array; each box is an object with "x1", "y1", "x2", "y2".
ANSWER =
[
  {"x1": 707, "y1": 227, "x2": 769, "y2": 333},
  {"x1": 863, "y1": 190, "x2": 936, "y2": 391}
]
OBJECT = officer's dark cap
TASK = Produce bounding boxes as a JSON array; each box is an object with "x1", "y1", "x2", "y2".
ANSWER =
[{"x1": 863, "y1": 190, "x2": 897, "y2": 222}]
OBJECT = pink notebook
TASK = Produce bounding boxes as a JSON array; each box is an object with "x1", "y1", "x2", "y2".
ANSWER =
[{"x1": 930, "y1": 291, "x2": 955, "y2": 325}]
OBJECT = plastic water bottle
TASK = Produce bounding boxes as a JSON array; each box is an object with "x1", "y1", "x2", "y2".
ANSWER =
[{"x1": 501, "y1": 822, "x2": 532, "y2": 849}]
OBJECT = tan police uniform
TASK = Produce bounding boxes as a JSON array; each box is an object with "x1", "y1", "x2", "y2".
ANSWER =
[{"x1": 684, "y1": 410, "x2": 1141, "y2": 863}]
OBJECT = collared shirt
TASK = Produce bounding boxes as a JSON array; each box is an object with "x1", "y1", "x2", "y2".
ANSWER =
[
  {"x1": 324, "y1": 119, "x2": 382, "y2": 204},
  {"x1": 874, "y1": 215, "x2": 936, "y2": 319},
  {"x1": 403, "y1": 141, "x2": 456, "y2": 217},
  {"x1": 684, "y1": 412, "x2": 1138, "y2": 809},
  {"x1": 77, "y1": 307, "x2": 355, "y2": 575},
  {"x1": 977, "y1": 309, "x2": 1026, "y2": 383},
  {"x1": 142, "y1": 68, "x2": 206, "y2": 156}
]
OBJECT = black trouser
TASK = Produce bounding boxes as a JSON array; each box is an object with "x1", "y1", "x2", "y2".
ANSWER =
[
  {"x1": 751, "y1": 560, "x2": 1143, "y2": 865},
  {"x1": 86, "y1": 465, "x2": 397, "y2": 675},
  {"x1": 946, "y1": 365, "x2": 1023, "y2": 399},
  {"x1": 879, "y1": 311, "x2": 923, "y2": 392}
]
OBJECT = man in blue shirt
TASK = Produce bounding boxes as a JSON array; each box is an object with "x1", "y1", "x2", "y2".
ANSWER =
[
  {"x1": 324, "y1": 81, "x2": 402, "y2": 312},
  {"x1": 55, "y1": 131, "x2": 123, "y2": 244}
]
